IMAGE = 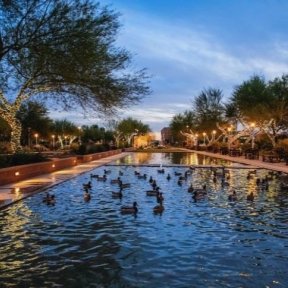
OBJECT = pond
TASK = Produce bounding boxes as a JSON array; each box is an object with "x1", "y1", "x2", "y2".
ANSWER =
[{"x1": 0, "y1": 152, "x2": 287, "y2": 287}]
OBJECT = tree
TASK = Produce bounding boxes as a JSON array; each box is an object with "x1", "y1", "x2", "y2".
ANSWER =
[
  {"x1": 192, "y1": 88, "x2": 225, "y2": 132},
  {"x1": 115, "y1": 118, "x2": 151, "y2": 146},
  {"x1": 231, "y1": 75, "x2": 288, "y2": 147},
  {"x1": 16, "y1": 101, "x2": 52, "y2": 146},
  {"x1": 0, "y1": 0, "x2": 150, "y2": 152},
  {"x1": 169, "y1": 111, "x2": 196, "y2": 145},
  {"x1": 231, "y1": 75, "x2": 269, "y2": 122},
  {"x1": 80, "y1": 125, "x2": 114, "y2": 146},
  {"x1": 51, "y1": 119, "x2": 79, "y2": 148}
]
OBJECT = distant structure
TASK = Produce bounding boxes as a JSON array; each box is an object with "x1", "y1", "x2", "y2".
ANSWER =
[
  {"x1": 161, "y1": 127, "x2": 172, "y2": 145},
  {"x1": 134, "y1": 133, "x2": 156, "y2": 148}
]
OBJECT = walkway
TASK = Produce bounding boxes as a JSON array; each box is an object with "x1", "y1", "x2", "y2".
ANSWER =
[
  {"x1": 191, "y1": 149, "x2": 288, "y2": 174},
  {"x1": 0, "y1": 152, "x2": 129, "y2": 210}
]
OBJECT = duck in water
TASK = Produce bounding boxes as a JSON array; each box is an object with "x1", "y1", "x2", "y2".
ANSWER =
[
  {"x1": 228, "y1": 190, "x2": 237, "y2": 201},
  {"x1": 84, "y1": 190, "x2": 91, "y2": 202},
  {"x1": 247, "y1": 192, "x2": 254, "y2": 201},
  {"x1": 121, "y1": 202, "x2": 138, "y2": 214}
]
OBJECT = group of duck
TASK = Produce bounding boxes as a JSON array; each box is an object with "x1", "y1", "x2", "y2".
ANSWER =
[{"x1": 49, "y1": 165, "x2": 288, "y2": 212}]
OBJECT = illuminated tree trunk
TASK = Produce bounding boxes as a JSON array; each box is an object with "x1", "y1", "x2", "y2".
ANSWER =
[
  {"x1": 1, "y1": 112, "x2": 22, "y2": 152},
  {"x1": 10, "y1": 118, "x2": 22, "y2": 152},
  {"x1": 0, "y1": 91, "x2": 27, "y2": 153}
]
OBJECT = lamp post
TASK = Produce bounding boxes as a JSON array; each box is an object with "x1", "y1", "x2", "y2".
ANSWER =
[
  {"x1": 34, "y1": 133, "x2": 38, "y2": 145},
  {"x1": 52, "y1": 135, "x2": 55, "y2": 149},
  {"x1": 250, "y1": 122, "x2": 255, "y2": 149},
  {"x1": 194, "y1": 133, "x2": 198, "y2": 148},
  {"x1": 203, "y1": 132, "x2": 207, "y2": 145},
  {"x1": 212, "y1": 130, "x2": 216, "y2": 142},
  {"x1": 227, "y1": 127, "x2": 232, "y2": 150},
  {"x1": 78, "y1": 126, "x2": 82, "y2": 145},
  {"x1": 28, "y1": 127, "x2": 31, "y2": 147}
]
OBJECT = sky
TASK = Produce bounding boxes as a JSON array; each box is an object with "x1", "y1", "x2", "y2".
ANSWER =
[{"x1": 50, "y1": 0, "x2": 288, "y2": 137}]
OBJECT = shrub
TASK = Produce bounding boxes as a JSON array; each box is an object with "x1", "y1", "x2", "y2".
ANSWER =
[
  {"x1": 0, "y1": 153, "x2": 49, "y2": 168},
  {"x1": 0, "y1": 142, "x2": 13, "y2": 154}
]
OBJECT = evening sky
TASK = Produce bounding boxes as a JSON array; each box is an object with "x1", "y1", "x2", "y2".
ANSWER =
[{"x1": 50, "y1": 0, "x2": 288, "y2": 137}]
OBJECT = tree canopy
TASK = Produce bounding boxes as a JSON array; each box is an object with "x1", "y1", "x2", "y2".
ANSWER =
[{"x1": 0, "y1": 0, "x2": 150, "y2": 151}]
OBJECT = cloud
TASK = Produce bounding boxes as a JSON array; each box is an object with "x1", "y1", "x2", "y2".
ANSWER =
[
  {"x1": 119, "y1": 11, "x2": 288, "y2": 83},
  {"x1": 49, "y1": 5, "x2": 288, "y2": 133}
]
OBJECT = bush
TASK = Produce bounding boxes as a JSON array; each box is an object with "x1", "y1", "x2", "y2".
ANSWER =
[
  {"x1": 75, "y1": 143, "x2": 110, "y2": 155},
  {"x1": 0, "y1": 142, "x2": 13, "y2": 154},
  {"x1": 0, "y1": 152, "x2": 49, "y2": 168}
]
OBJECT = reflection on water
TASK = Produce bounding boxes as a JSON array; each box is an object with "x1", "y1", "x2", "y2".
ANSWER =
[
  {"x1": 115, "y1": 152, "x2": 235, "y2": 166},
  {"x1": 0, "y1": 152, "x2": 288, "y2": 288}
]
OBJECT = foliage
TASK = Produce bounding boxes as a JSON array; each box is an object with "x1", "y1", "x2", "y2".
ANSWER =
[
  {"x1": 169, "y1": 111, "x2": 196, "y2": 143},
  {"x1": 81, "y1": 125, "x2": 106, "y2": 143},
  {"x1": 0, "y1": 153, "x2": 48, "y2": 168},
  {"x1": 0, "y1": 141, "x2": 12, "y2": 154},
  {"x1": 16, "y1": 101, "x2": 52, "y2": 145},
  {"x1": 75, "y1": 143, "x2": 110, "y2": 155},
  {"x1": 0, "y1": 118, "x2": 11, "y2": 141},
  {"x1": 0, "y1": 0, "x2": 150, "y2": 151},
  {"x1": 231, "y1": 75, "x2": 269, "y2": 122},
  {"x1": 192, "y1": 88, "x2": 225, "y2": 132},
  {"x1": 115, "y1": 117, "x2": 151, "y2": 145}
]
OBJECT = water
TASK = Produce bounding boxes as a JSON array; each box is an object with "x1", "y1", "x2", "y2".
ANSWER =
[{"x1": 0, "y1": 152, "x2": 288, "y2": 288}]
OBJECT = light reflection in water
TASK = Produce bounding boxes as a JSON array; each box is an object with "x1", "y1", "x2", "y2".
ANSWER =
[{"x1": 0, "y1": 152, "x2": 287, "y2": 288}]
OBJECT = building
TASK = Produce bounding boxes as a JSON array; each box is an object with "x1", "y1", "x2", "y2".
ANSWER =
[{"x1": 161, "y1": 127, "x2": 172, "y2": 145}]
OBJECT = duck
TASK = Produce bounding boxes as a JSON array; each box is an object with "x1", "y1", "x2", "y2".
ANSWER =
[
  {"x1": 153, "y1": 203, "x2": 164, "y2": 214},
  {"x1": 192, "y1": 190, "x2": 206, "y2": 201},
  {"x1": 42, "y1": 192, "x2": 51, "y2": 203},
  {"x1": 90, "y1": 173, "x2": 99, "y2": 179},
  {"x1": 187, "y1": 184, "x2": 194, "y2": 193},
  {"x1": 221, "y1": 179, "x2": 230, "y2": 187},
  {"x1": 83, "y1": 181, "x2": 92, "y2": 189},
  {"x1": 174, "y1": 171, "x2": 182, "y2": 176},
  {"x1": 151, "y1": 180, "x2": 157, "y2": 189},
  {"x1": 43, "y1": 194, "x2": 56, "y2": 205},
  {"x1": 121, "y1": 202, "x2": 138, "y2": 214},
  {"x1": 119, "y1": 170, "x2": 124, "y2": 176},
  {"x1": 192, "y1": 185, "x2": 207, "y2": 200},
  {"x1": 247, "y1": 192, "x2": 254, "y2": 201},
  {"x1": 119, "y1": 182, "x2": 131, "y2": 189},
  {"x1": 138, "y1": 174, "x2": 147, "y2": 179},
  {"x1": 110, "y1": 177, "x2": 121, "y2": 184},
  {"x1": 112, "y1": 189, "x2": 123, "y2": 199},
  {"x1": 166, "y1": 174, "x2": 171, "y2": 180},
  {"x1": 104, "y1": 169, "x2": 111, "y2": 174},
  {"x1": 149, "y1": 176, "x2": 153, "y2": 183},
  {"x1": 157, "y1": 168, "x2": 165, "y2": 174},
  {"x1": 84, "y1": 191, "x2": 91, "y2": 201},
  {"x1": 146, "y1": 188, "x2": 159, "y2": 196},
  {"x1": 228, "y1": 190, "x2": 237, "y2": 201},
  {"x1": 97, "y1": 175, "x2": 107, "y2": 182},
  {"x1": 156, "y1": 192, "x2": 164, "y2": 203}
]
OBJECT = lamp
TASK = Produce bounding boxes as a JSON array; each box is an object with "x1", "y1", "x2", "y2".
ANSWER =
[{"x1": 34, "y1": 133, "x2": 38, "y2": 145}]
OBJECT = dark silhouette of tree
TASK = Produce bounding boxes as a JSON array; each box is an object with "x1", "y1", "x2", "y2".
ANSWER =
[
  {"x1": 16, "y1": 101, "x2": 52, "y2": 146},
  {"x1": 192, "y1": 88, "x2": 225, "y2": 132}
]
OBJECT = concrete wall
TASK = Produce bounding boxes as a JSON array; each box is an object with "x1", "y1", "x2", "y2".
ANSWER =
[{"x1": 0, "y1": 149, "x2": 122, "y2": 186}]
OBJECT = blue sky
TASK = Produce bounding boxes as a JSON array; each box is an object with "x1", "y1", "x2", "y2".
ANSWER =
[{"x1": 52, "y1": 0, "x2": 288, "y2": 135}]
